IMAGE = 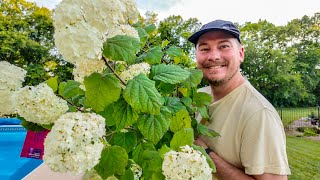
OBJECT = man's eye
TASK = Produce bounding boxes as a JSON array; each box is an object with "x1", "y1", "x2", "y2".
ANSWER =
[
  {"x1": 220, "y1": 45, "x2": 229, "y2": 49},
  {"x1": 200, "y1": 48, "x2": 209, "y2": 51}
]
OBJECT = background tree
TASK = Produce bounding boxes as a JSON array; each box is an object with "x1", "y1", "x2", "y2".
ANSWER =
[
  {"x1": 158, "y1": 15, "x2": 201, "y2": 54},
  {"x1": 0, "y1": 0, "x2": 73, "y2": 85},
  {"x1": 240, "y1": 13, "x2": 320, "y2": 107}
]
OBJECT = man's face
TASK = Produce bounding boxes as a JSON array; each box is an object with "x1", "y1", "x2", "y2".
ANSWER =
[{"x1": 195, "y1": 30, "x2": 244, "y2": 87}]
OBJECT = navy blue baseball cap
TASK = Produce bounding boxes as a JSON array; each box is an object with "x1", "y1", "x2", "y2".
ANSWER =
[{"x1": 188, "y1": 19, "x2": 241, "y2": 44}]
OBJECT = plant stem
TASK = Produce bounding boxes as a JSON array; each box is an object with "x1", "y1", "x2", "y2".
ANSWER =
[
  {"x1": 57, "y1": 94, "x2": 83, "y2": 112},
  {"x1": 102, "y1": 56, "x2": 126, "y2": 86}
]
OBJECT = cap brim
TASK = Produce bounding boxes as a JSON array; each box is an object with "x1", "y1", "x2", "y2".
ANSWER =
[{"x1": 188, "y1": 28, "x2": 240, "y2": 44}]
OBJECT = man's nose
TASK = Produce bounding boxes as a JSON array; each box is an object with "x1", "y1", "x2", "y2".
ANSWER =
[{"x1": 207, "y1": 49, "x2": 220, "y2": 61}]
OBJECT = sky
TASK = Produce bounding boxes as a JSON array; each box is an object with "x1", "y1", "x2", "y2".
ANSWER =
[{"x1": 28, "y1": 0, "x2": 320, "y2": 26}]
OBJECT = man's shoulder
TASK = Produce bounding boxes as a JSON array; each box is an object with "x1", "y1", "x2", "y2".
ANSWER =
[{"x1": 242, "y1": 82, "x2": 279, "y2": 115}]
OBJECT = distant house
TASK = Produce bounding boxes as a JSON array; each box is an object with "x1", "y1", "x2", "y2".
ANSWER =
[{"x1": 316, "y1": 64, "x2": 320, "y2": 70}]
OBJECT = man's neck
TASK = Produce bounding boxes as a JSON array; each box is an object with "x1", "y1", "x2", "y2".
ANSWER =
[{"x1": 210, "y1": 75, "x2": 245, "y2": 102}]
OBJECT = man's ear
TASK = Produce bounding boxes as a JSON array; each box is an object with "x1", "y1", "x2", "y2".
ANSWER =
[{"x1": 239, "y1": 46, "x2": 245, "y2": 63}]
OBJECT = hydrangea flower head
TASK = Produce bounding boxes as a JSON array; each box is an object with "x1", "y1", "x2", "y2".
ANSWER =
[
  {"x1": 15, "y1": 83, "x2": 68, "y2": 124},
  {"x1": 0, "y1": 90, "x2": 17, "y2": 116},
  {"x1": 162, "y1": 145, "x2": 212, "y2": 180},
  {"x1": 119, "y1": 62, "x2": 151, "y2": 83},
  {"x1": 53, "y1": 0, "x2": 139, "y2": 64},
  {"x1": 0, "y1": 61, "x2": 27, "y2": 90},
  {"x1": 73, "y1": 59, "x2": 107, "y2": 90},
  {"x1": 43, "y1": 112, "x2": 106, "y2": 174}
]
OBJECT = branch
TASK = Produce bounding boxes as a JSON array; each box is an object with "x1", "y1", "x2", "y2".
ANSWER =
[
  {"x1": 57, "y1": 94, "x2": 83, "y2": 112},
  {"x1": 102, "y1": 56, "x2": 126, "y2": 86}
]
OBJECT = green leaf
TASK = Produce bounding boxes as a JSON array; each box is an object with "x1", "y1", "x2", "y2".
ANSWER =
[
  {"x1": 136, "y1": 27, "x2": 148, "y2": 46},
  {"x1": 110, "y1": 132, "x2": 137, "y2": 153},
  {"x1": 84, "y1": 73, "x2": 121, "y2": 112},
  {"x1": 165, "y1": 46, "x2": 184, "y2": 58},
  {"x1": 170, "y1": 128, "x2": 194, "y2": 150},
  {"x1": 180, "y1": 31, "x2": 191, "y2": 38},
  {"x1": 40, "y1": 123, "x2": 54, "y2": 130},
  {"x1": 157, "y1": 82, "x2": 176, "y2": 95},
  {"x1": 170, "y1": 109, "x2": 191, "y2": 133},
  {"x1": 178, "y1": 87, "x2": 190, "y2": 97},
  {"x1": 144, "y1": 24, "x2": 156, "y2": 34},
  {"x1": 20, "y1": 119, "x2": 46, "y2": 132},
  {"x1": 123, "y1": 74, "x2": 163, "y2": 114},
  {"x1": 197, "y1": 106, "x2": 209, "y2": 119},
  {"x1": 163, "y1": 97, "x2": 186, "y2": 114},
  {"x1": 142, "y1": 150, "x2": 163, "y2": 172},
  {"x1": 121, "y1": 169, "x2": 134, "y2": 180},
  {"x1": 58, "y1": 80, "x2": 84, "y2": 99},
  {"x1": 103, "y1": 35, "x2": 140, "y2": 64},
  {"x1": 197, "y1": 123, "x2": 220, "y2": 138},
  {"x1": 137, "y1": 111, "x2": 171, "y2": 144},
  {"x1": 101, "y1": 99, "x2": 139, "y2": 129},
  {"x1": 182, "y1": 69, "x2": 203, "y2": 88},
  {"x1": 138, "y1": 46, "x2": 163, "y2": 64},
  {"x1": 181, "y1": 97, "x2": 192, "y2": 106},
  {"x1": 191, "y1": 145, "x2": 216, "y2": 172},
  {"x1": 143, "y1": 171, "x2": 165, "y2": 180},
  {"x1": 46, "y1": 76, "x2": 58, "y2": 92},
  {"x1": 158, "y1": 145, "x2": 171, "y2": 158},
  {"x1": 151, "y1": 64, "x2": 191, "y2": 84},
  {"x1": 161, "y1": 40, "x2": 170, "y2": 49},
  {"x1": 95, "y1": 146, "x2": 128, "y2": 179},
  {"x1": 132, "y1": 142, "x2": 155, "y2": 166},
  {"x1": 193, "y1": 92, "x2": 212, "y2": 106}
]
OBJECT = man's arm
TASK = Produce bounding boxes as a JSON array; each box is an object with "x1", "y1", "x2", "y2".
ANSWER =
[{"x1": 194, "y1": 138, "x2": 288, "y2": 180}]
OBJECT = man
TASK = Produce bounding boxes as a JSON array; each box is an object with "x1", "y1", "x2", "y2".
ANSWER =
[{"x1": 189, "y1": 20, "x2": 291, "y2": 179}]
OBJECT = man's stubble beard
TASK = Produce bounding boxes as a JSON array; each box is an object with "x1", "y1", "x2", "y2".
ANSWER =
[{"x1": 205, "y1": 67, "x2": 239, "y2": 88}]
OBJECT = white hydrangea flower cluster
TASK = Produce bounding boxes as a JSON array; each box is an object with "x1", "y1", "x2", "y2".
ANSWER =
[
  {"x1": 119, "y1": 62, "x2": 151, "y2": 83},
  {"x1": 73, "y1": 59, "x2": 106, "y2": 90},
  {"x1": 15, "y1": 83, "x2": 68, "y2": 124},
  {"x1": 0, "y1": 61, "x2": 27, "y2": 116},
  {"x1": 106, "y1": 24, "x2": 139, "y2": 40},
  {"x1": 53, "y1": 0, "x2": 139, "y2": 64},
  {"x1": 43, "y1": 112, "x2": 106, "y2": 174},
  {"x1": 162, "y1": 145, "x2": 212, "y2": 180},
  {"x1": 0, "y1": 90, "x2": 17, "y2": 117},
  {"x1": 0, "y1": 61, "x2": 27, "y2": 90},
  {"x1": 54, "y1": 21, "x2": 103, "y2": 65}
]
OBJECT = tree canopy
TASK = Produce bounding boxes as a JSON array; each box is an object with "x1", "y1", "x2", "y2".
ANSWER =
[{"x1": 0, "y1": 0, "x2": 73, "y2": 85}]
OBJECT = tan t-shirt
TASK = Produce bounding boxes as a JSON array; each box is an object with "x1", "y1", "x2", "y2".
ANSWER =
[{"x1": 199, "y1": 81, "x2": 291, "y2": 176}]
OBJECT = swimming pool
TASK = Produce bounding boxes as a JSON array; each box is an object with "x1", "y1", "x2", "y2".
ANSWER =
[{"x1": 0, "y1": 119, "x2": 43, "y2": 180}]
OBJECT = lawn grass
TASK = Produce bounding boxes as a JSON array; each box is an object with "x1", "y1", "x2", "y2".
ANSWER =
[
  {"x1": 276, "y1": 107, "x2": 319, "y2": 127},
  {"x1": 286, "y1": 136, "x2": 320, "y2": 180}
]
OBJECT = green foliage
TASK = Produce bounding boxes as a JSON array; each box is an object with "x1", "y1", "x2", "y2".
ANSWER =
[
  {"x1": 170, "y1": 128, "x2": 194, "y2": 150},
  {"x1": 0, "y1": 0, "x2": 73, "y2": 85},
  {"x1": 100, "y1": 99, "x2": 139, "y2": 129},
  {"x1": 84, "y1": 73, "x2": 121, "y2": 112},
  {"x1": 103, "y1": 35, "x2": 141, "y2": 64},
  {"x1": 151, "y1": 64, "x2": 191, "y2": 84},
  {"x1": 123, "y1": 74, "x2": 163, "y2": 114},
  {"x1": 240, "y1": 14, "x2": 320, "y2": 107},
  {"x1": 137, "y1": 111, "x2": 171, "y2": 144},
  {"x1": 158, "y1": 15, "x2": 202, "y2": 53},
  {"x1": 94, "y1": 146, "x2": 128, "y2": 179}
]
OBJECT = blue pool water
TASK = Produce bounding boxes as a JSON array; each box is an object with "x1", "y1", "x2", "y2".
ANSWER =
[{"x1": 0, "y1": 118, "x2": 43, "y2": 180}]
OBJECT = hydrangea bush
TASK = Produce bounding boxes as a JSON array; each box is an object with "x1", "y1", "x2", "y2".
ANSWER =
[{"x1": 2, "y1": 0, "x2": 220, "y2": 179}]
